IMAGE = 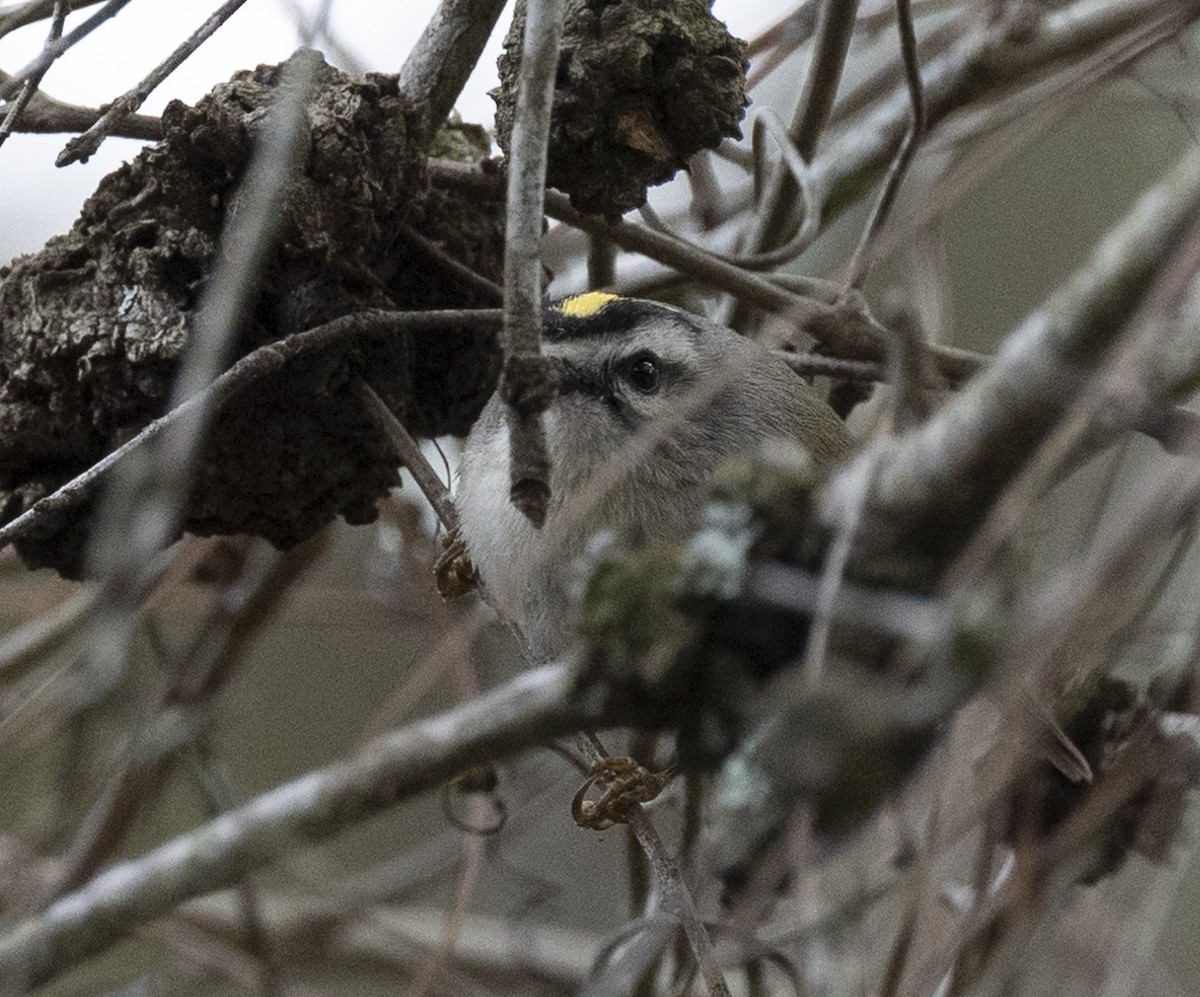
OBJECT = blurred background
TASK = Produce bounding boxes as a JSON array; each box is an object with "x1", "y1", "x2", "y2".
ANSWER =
[{"x1": 2, "y1": 1, "x2": 1200, "y2": 993}]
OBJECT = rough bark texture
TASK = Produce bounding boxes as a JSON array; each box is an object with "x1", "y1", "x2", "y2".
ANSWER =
[
  {"x1": 0, "y1": 51, "x2": 503, "y2": 577},
  {"x1": 494, "y1": 0, "x2": 748, "y2": 217}
]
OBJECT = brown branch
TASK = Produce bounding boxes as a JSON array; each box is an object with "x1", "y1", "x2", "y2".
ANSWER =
[
  {"x1": 0, "y1": 80, "x2": 160, "y2": 139},
  {"x1": 360, "y1": 384, "x2": 460, "y2": 532}
]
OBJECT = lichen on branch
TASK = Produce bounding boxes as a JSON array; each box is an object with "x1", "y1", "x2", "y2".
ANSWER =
[{"x1": 494, "y1": 0, "x2": 748, "y2": 217}]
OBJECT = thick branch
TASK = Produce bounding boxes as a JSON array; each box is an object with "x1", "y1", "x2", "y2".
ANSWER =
[
  {"x1": 822, "y1": 143, "x2": 1200, "y2": 576},
  {"x1": 0, "y1": 663, "x2": 597, "y2": 991},
  {"x1": 398, "y1": 0, "x2": 509, "y2": 129}
]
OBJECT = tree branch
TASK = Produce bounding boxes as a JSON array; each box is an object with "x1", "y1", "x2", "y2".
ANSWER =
[
  {"x1": 56, "y1": 0, "x2": 253, "y2": 166},
  {"x1": 499, "y1": 0, "x2": 566, "y2": 527},
  {"x1": 398, "y1": 0, "x2": 509, "y2": 130},
  {"x1": 0, "y1": 0, "x2": 134, "y2": 102},
  {"x1": 791, "y1": 0, "x2": 861, "y2": 161},
  {"x1": 0, "y1": 75, "x2": 160, "y2": 139},
  {"x1": 0, "y1": 663, "x2": 599, "y2": 992},
  {"x1": 0, "y1": 0, "x2": 99, "y2": 39},
  {"x1": 822, "y1": 142, "x2": 1200, "y2": 577}
]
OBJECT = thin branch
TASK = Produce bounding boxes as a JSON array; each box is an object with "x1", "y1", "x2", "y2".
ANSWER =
[
  {"x1": 0, "y1": 0, "x2": 134, "y2": 102},
  {"x1": 725, "y1": 0, "x2": 860, "y2": 319},
  {"x1": 791, "y1": 0, "x2": 861, "y2": 160},
  {"x1": 813, "y1": 0, "x2": 1198, "y2": 236},
  {"x1": 360, "y1": 384, "x2": 460, "y2": 533},
  {"x1": 745, "y1": 0, "x2": 820, "y2": 89},
  {"x1": 398, "y1": 0, "x2": 509, "y2": 130},
  {"x1": 0, "y1": 0, "x2": 65, "y2": 148},
  {"x1": 0, "y1": 589, "x2": 95, "y2": 684},
  {"x1": 841, "y1": 0, "x2": 926, "y2": 291},
  {"x1": 398, "y1": 222, "x2": 504, "y2": 301},
  {"x1": 0, "y1": 309, "x2": 503, "y2": 553},
  {"x1": 0, "y1": 0, "x2": 98, "y2": 38},
  {"x1": 536, "y1": 184, "x2": 985, "y2": 380},
  {"x1": 0, "y1": 663, "x2": 599, "y2": 992},
  {"x1": 776, "y1": 351, "x2": 889, "y2": 383},
  {"x1": 0, "y1": 81, "x2": 159, "y2": 138},
  {"x1": 639, "y1": 111, "x2": 825, "y2": 273},
  {"x1": 56, "y1": 0, "x2": 253, "y2": 166},
  {"x1": 499, "y1": 0, "x2": 566, "y2": 527},
  {"x1": 575, "y1": 734, "x2": 730, "y2": 997}
]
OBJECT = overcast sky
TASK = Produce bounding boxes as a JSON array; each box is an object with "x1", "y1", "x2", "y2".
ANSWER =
[{"x1": 0, "y1": 0, "x2": 778, "y2": 261}]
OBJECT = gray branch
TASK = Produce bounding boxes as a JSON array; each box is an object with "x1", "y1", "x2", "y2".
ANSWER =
[
  {"x1": 0, "y1": 663, "x2": 597, "y2": 991},
  {"x1": 500, "y1": 0, "x2": 566, "y2": 527},
  {"x1": 398, "y1": 0, "x2": 509, "y2": 129},
  {"x1": 822, "y1": 142, "x2": 1200, "y2": 577}
]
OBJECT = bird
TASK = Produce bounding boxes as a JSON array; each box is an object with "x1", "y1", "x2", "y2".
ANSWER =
[{"x1": 455, "y1": 293, "x2": 853, "y2": 660}]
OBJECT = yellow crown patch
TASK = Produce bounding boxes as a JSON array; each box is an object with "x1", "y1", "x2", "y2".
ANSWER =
[{"x1": 555, "y1": 292, "x2": 621, "y2": 318}]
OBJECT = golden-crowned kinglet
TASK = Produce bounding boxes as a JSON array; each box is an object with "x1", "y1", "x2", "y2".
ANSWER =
[{"x1": 456, "y1": 293, "x2": 853, "y2": 660}]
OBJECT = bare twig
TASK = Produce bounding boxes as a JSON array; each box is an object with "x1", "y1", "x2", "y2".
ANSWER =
[
  {"x1": 499, "y1": 0, "x2": 566, "y2": 527},
  {"x1": 0, "y1": 0, "x2": 98, "y2": 38},
  {"x1": 398, "y1": 0, "x2": 509, "y2": 131},
  {"x1": 0, "y1": 309, "x2": 502, "y2": 553},
  {"x1": 56, "y1": 0, "x2": 253, "y2": 166},
  {"x1": 0, "y1": 78, "x2": 159, "y2": 138},
  {"x1": 814, "y1": 0, "x2": 1198, "y2": 236},
  {"x1": 0, "y1": 663, "x2": 598, "y2": 992},
  {"x1": 723, "y1": 0, "x2": 859, "y2": 327},
  {"x1": 640, "y1": 111, "x2": 825, "y2": 272},
  {"x1": 0, "y1": 0, "x2": 65, "y2": 148},
  {"x1": 823, "y1": 141, "x2": 1200, "y2": 580},
  {"x1": 745, "y1": 0, "x2": 820, "y2": 89},
  {"x1": 575, "y1": 734, "x2": 730, "y2": 997},
  {"x1": 0, "y1": 589, "x2": 95, "y2": 684},
  {"x1": 539, "y1": 184, "x2": 985, "y2": 379},
  {"x1": 399, "y1": 222, "x2": 504, "y2": 301},
  {"x1": 0, "y1": 0, "x2": 134, "y2": 102},
  {"x1": 360, "y1": 384, "x2": 460, "y2": 532},
  {"x1": 776, "y1": 351, "x2": 890, "y2": 383},
  {"x1": 841, "y1": 0, "x2": 926, "y2": 291}
]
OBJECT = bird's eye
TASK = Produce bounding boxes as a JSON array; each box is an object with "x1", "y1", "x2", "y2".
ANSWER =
[{"x1": 624, "y1": 353, "x2": 660, "y2": 394}]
